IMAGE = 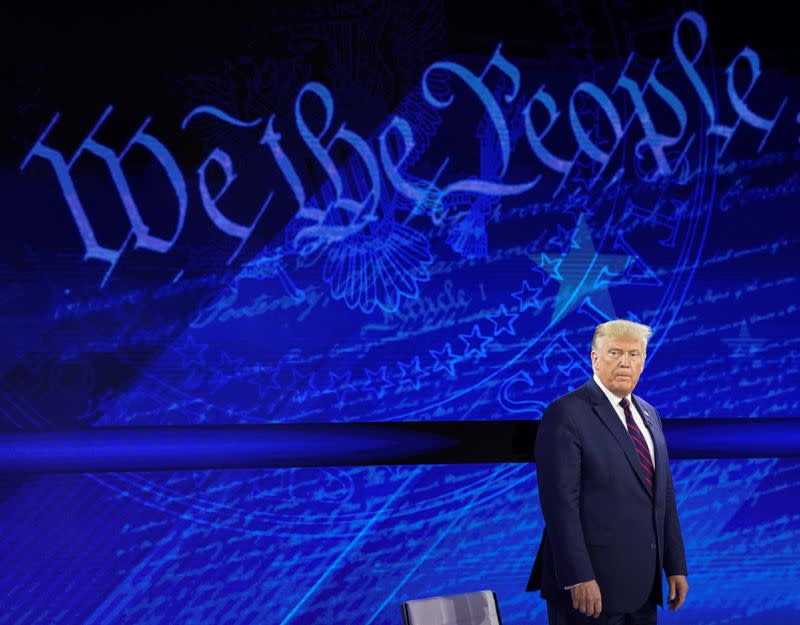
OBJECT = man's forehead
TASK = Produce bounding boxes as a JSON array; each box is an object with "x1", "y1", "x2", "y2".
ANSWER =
[{"x1": 598, "y1": 336, "x2": 644, "y2": 351}]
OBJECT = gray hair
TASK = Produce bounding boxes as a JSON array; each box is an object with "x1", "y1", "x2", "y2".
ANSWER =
[{"x1": 591, "y1": 319, "x2": 653, "y2": 353}]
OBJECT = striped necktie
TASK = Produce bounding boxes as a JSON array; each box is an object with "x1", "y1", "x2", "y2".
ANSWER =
[{"x1": 619, "y1": 397, "x2": 654, "y2": 496}]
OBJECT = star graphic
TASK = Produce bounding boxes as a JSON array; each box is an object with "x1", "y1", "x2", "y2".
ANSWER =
[
  {"x1": 172, "y1": 335, "x2": 209, "y2": 369},
  {"x1": 363, "y1": 366, "x2": 393, "y2": 398},
  {"x1": 512, "y1": 280, "x2": 542, "y2": 313},
  {"x1": 430, "y1": 343, "x2": 462, "y2": 376},
  {"x1": 397, "y1": 356, "x2": 429, "y2": 390},
  {"x1": 327, "y1": 370, "x2": 356, "y2": 406},
  {"x1": 596, "y1": 231, "x2": 662, "y2": 289},
  {"x1": 536, "y1": 253, "x2": 564, "y2": 282},
  {"x1": 208, "y1": 352, "x2": 244, "y2": 392},
  {"x1": 547, "y1": 223, "x2": 580, "y2": 255},
  {"x1": 487, "y1": 304, "x2": 519, "y2": 336},
  {"x1": 722, "y1": 320, "x2": 767, "y2": 359},
  {"x1": 535, "y1": 214, "x2": 631, "y2": 324},
  {"x1": 268, "y1": 365, "x2": 294, "y2": 393},
  {"x1": 291, "y1": 369, "x2": 317, "y2": 402},
  {"x1": 459, "y1": 324, "x2": 493, "y2": 359},
  {"x1": 248, "y1": 365, "x2": 279, "y2": 398}
]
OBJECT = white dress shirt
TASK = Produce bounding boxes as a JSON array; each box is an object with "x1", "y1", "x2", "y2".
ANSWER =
[
  {"x1": 592, "y1": 374, "x2": 655, "y2": 465},
  {"x1": 563, "y1": 376, "x2": 657, "y2": 590}
]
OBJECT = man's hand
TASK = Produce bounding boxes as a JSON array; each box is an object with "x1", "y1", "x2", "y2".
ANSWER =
[
  {"x1": 667, "y1": 575, "x2": 689, "y2": 611},
  {"x1": 570, "y1": 579, "x2": 602, "y2": 618}
]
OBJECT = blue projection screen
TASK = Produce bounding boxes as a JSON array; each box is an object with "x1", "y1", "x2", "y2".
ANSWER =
[{"x1": 1, "y1": 2, "x2": 799, "y2": 624}]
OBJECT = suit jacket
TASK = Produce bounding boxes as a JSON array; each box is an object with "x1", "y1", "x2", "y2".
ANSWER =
[{"x1": 526, "y1": 378, "x2": 687, "y2": 614}]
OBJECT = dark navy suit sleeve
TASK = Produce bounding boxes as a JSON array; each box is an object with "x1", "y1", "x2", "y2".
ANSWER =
[
  {"x1": 656, "y1": 408, "x2": 688, "y2": 576},
  {"x1": 535, "y1": 400, "x2": 595, "y2": 587}
]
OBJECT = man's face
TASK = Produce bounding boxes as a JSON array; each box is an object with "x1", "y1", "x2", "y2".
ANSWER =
[{"x1": 591, "y1": 336, "x2": 646, "y2": 397}]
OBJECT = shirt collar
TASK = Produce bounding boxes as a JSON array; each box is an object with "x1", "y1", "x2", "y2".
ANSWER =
[{"x1": 593, "y1": 373, "x2": 632, "y2": 407}]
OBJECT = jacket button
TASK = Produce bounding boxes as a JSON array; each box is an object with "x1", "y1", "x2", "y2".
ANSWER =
[{"x1": 650, "y1": 543, "x2": 656, "y2": 549}]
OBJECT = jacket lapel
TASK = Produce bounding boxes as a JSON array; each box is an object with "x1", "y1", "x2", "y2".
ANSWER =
[
  {"x1": 632, "y1": 396, "x2": 656, "y2": 430},
  {"x1": 585, "y1": 379, "x2": 653, "y2": 499}
]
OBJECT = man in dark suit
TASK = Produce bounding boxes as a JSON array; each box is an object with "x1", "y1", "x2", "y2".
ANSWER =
[{"x1": 526, "y1": 320, "x2": 688, "y2": 624}]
